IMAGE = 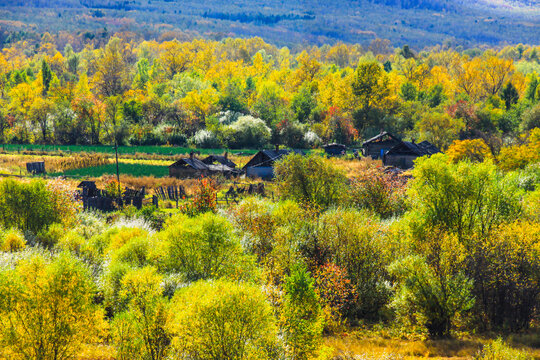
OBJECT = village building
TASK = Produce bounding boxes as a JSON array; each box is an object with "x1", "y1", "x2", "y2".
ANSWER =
[
  {"x1": 383, "y1": 140, "x2": 440, "y2": 169},
  {"x1": 169, "y1": 152, "x2": 237, "y2": 178},
  {"x1": 323, "y1": 143, "x2": 347, "y2": 157},
  {"x1": 361, "y1": 131, "x2": 401, "y2": 159},
  {"x1": 243, "y1": 148, "x2": 305, "y2": 179},
  {"x1": 202, "y1": 153, "x2": 236, "y2": 168}
]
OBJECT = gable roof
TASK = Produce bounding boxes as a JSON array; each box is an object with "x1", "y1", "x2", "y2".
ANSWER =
[
  {"x1": 362, "y1": 131, "x2": 401, "y2": 146},
  {"x1": 386, "y1": 141, "x2": 440, "y2": 156},
  {"x1": 169, "y1": 157, "x2": 209, "y2": 170},
  {"x1": 202, "y1": 155, "x2": 236, "y2": 168},
  {"x1": 243, "y1": 149, "x2": 305, "y2": 169}
]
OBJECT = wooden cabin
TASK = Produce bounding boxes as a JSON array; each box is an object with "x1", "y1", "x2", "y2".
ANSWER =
[
  {"x1": 202, "y1": 153, "x2": 236, "y2": 168},
  {"x1": 243, "y1": 148, "x2": 305, "y2": 179},
  {"x1": 361, "y1": 132, "x2": 401, "y2": 159},
  {"x1": 168, "y1": 154, "x2": 211, "y2": 179},
  {"x1": 323, "y1": 143, "x2": 346, "y2": 157},
  {"x1": 383, "y1": 141, "x2": 440, "y2": 169}
]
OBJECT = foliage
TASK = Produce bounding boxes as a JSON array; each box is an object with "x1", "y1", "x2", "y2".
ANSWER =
[
  {"x1": 446, "y1": 139, "x2": 494, "y2": 163},
  {"x1": 179, "y1": 177, "x2": 217, "y2": 216},
  {"x1": 280, "y1": 264, "x2": 324, "y2": 360},
  {"x1": 474, "y1": 338, "x2": 533, "y2": 360},
  {"x1": 275, "y1": 154, "x2": 347, "y2": 208},
  {"x1": 169, "y1": 279, "x2": 278, "y2": 360},
  {"x1": 0, "y1": 179, "x2": 76, "y2": 234},
  {"x1": 0, "y1": 253, "x2": 105, "y2": 360}
]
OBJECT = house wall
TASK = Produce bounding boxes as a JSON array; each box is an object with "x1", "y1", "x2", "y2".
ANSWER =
[
  {"x1": 246, "y1": 167, "x2": 274, "y2": 179},
  {"x1": 364, "y1": 140, "x2": 400, "y2": 159},
  {"x1": 384, "y1": 155, "x2": 417, "y2": 169},
  {"x1": 169, "y1": 167, "x2": 203, "y2": 179}
]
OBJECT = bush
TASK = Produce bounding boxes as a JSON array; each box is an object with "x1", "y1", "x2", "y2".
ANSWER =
[
  {"x1": 0, "y1": 253, "x2": 105, "y2": 360},
  {"x1": 169, "y1": 279, "x2": 278, "y2": 360},
  {"x1": 0, "y1": 228, "x2": 25, "y2": 252},
  {"x1": 275, "y1": 154, "x2": 347, "y2": 209},
  {"x1": 190, "y1": 129, "x2": 220, "y2": 148},
  {"x1": 160, "y1": 212, "x2": 255, "y2": 281},
  {"x1": 280, "y1": 264, "x2": 324, "y2": 360},
  {"x1": 0, "y1": 179, "x2": 77, "y2": 234},
  {"x1": 388, "y1": 255, "x2": 475, "y2": 338},
  {"x1": 222, "y1": 115, "x2": 271, "y2": 148},
  {"x1": 474, "y1": 338, "x2": 533, "y2": 360}
]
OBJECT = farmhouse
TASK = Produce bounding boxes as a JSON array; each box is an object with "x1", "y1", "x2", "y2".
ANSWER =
[
  {"x1": 243, "y1": 148, "x2": 305, "y2": 179},
  {"x1": 361, "y1": 131, "x2": 401, "y2": 159},
  {"x1": 169, "y1": 153, "x2": 238, "y2": 178},
  {"x1": 383, "y1": 140, "x2": 440, "y2": 169},
  {"x1": 323, "y1": 143, "x2": 346, "y2": 157},
  {"x1": 202, "y1": 153, "x2": 236, "y2": 168}
]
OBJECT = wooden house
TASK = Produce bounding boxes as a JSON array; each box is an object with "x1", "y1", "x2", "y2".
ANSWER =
[
  {"x1": 243, "y1": 148, "x2": 305, "y2": 179},
  {"x1": 168, "y1": 154, "x2": 211, "y2": 179},
  {"x1": 202, "y1": 153, "x2": 236, "y2": 168},
  {"x1": 383, "y1": 141, "x2": 440, "y2": 169},
  {"x1": 361, "y1": 132, "x2": 401, "y2": 159},
  {"x1": 323, "y1": 143, "x2": 346, "y2": 157}
]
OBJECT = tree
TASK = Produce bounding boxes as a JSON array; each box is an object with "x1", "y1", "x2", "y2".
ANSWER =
[
  {"x1": 0, "y1": 253, "x2": 105, "y2": 360},
  {"x1": 275, "y1": 153, "x2": 348, "y2": 209},
  {"x1": 112, "y1": 267, "x2": 170, "y2": 360},
  {"x1": 41, "y1": 59, "x2": 53, "y2": 96},
  {"x1": 352, "y1": 61, "x2": 390, "y2": 134},
  {"x1": 389, "y1": 255, "x2": 474, "y2": 338},
  {"x1": 280, "y1": 264, "x2": 324, "y2": 360},
  {"x1": 170, "y1": 280, "x2": 277, "y2": 360},
  {"x1": 501, "y1": 82, "x2": 519, "y2": 110},
  {"x1": 415, "y1": 111, "x2": 464, "y2": 150},
  {"x1": 446, "y1": 139, "x2": 493, "y2": 163},
  {"x1": 93, "y1": 37, "x2": 131, "y2": 97}
]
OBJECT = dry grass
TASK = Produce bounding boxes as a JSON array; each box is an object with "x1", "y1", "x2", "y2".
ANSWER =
[
  {"x1": 326, "y1": 332, "x2": 540, "y2": 360},
  {"x1": 333, "y1": 157, "x2": 383, "y2": 178}
]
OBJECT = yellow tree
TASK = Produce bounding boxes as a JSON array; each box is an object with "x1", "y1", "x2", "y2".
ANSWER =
[
  {"x1": 159, "y1": 40, "x2": 194, "y2": 78},
  {"x1": 415, "y1": 112, "x2": 465, "y2": 150},
  {"x1": 0, "y1": 253, "x2": 105, "y2": 360},
  {"x1": 480, "y1": 56, "x2": 514, "y2": 97},
  {"x1": 446, "y1": 139, "x2": 494, "y2": 163}
]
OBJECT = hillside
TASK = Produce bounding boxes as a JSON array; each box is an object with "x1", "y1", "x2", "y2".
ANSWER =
[{"x1": 0, "y1": 0, "x2": 538, "y2": 49}]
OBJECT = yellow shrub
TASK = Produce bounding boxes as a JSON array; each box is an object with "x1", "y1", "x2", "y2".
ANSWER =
[{"x1": 1, "y1": 228, "x2": 25, "y2": 252}]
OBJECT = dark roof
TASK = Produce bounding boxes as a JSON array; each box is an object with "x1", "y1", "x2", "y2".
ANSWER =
[
  {"x1": 243, "y1": 149, "x2": 305, "y2": 169},
  {"x1": 202, "y1": 155, "x2": 236, "y2": 168},
  {"x1": 169, "y1": 157, "x2": 209, "y2": 171},
  {"x1": 385, "y1": 141, "x2": 440, "y2": 156},
  {"x1": 323, "y1": 143, "x2": 346, "y2": 149},
  {"x1": 362, "y1": 131, "x2": 401, "y2": 146},
  {"x1": 77, "y1": 181, "x2": 97, "y2": 189}
]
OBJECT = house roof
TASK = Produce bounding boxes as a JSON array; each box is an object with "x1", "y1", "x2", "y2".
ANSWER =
[
  {"x1": 386, "y1": 141, "x2": 440, "y2": 156},
  {"x1": 362, "y1": 131, "x2": 401, "y2": 146},
  {"x1": 77, "y1": 181, "x2": 97, "y2": 189},
  {"x1": 243, "y1": 149, "x2": 305, "y2": 169},
  {"x1": 202, "y1": 155, "x2": 236, "y2": 168},
  {"x1": 323, "y1": 143, "x2": 346, "y2": 149},
  {"x1": 169, "y1": 157, "x2": 209, "y2": 171}
]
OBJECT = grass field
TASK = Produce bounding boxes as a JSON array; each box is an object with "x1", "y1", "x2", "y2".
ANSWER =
[
  {"x1": 0, "y1": 144, "x2": 259, "y2": 156},
  {"x1": 50, "y1": 163, "x2": 169, "y2": 178}
]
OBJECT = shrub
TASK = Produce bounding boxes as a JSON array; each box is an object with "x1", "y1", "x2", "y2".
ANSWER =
[
  {"x1": 474, "y1": 338, "x2": 533, "y2": 360},
  {"x1": 223, "y1": 115, "x2": 271, "y2": 148},
  {"x1": 280, "y1": 264, "x2": 324, "y2": 360},
  {"x1": 388, "y1": 255, "x2": 475, "y2": 338},
  {"x1": 275, "y1": 154, "x2": 347, "y2": 209},
  {"x1": 160, "y1": 212, "x2": 255, "y2": 281},
  {"x1": 190, "y1": 129, "x2": 220, "y2": 148},
  {"x1": 179, "y1": 177, "x2": 217, "y2": 216},
  {"x1": 0, "y1": 253, "x2": 105, "y2": 360},
  {"x1": 0, "y1": 228, "x2": 25, "y2": 252},
  {"x1": 169, "y1": 280, "x2": 277, "y2": 360},
  {"x1": 0, "y1": 179, "x2": 77, "y2": 234},
  {"x1": 350, "y1": 169, "x2": 408, "y2": 218}
]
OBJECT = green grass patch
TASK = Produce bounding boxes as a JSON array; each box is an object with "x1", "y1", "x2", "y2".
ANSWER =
[
  {"x1": 1, "y1": 144, "x2": 259, "y2": 156},
  {"x1": 50, "y1": 163, "x2": 169, "y2": 178}
]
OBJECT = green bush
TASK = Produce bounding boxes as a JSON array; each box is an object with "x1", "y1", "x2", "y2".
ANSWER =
[
  {"x1": 474, "y1": 338, "x2": 533, "y2": 360},
  {"x1": 169, "y1": 279, "x2": 278, "y2": 360}
]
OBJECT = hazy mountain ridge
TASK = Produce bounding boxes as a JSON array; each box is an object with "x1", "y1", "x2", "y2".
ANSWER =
[{"x1": 0, "y1": 0, "x2": 538, "y2": 48}]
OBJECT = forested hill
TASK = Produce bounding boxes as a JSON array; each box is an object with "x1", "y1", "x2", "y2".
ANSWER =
[{"x1": 0, "y1": 0, "x2": 539, "y2": 48}]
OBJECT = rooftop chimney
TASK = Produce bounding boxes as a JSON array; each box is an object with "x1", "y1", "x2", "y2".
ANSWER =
[
  {"x1": 224, "y1": 151, "x2": 228, "y2": 159},
  {"x1": 190, "y1": 151, "x2": 194, "y2": 160},
  {"x1": 275, "y1": 144, "x2": 279, "y2": 152}
]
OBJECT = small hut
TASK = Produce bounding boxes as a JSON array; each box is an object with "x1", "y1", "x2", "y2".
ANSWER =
[
  {"x1": 26, "y1": 161, "x2": 45, "y2": 175},
  {"x1": 323, "y1": 143, "x2": 346, "y2": 157},
  {"x1": 361, "y1": 132, "x2": 401, "y2": 159},
  {"x1": 383, "y1": 141, "x2": 440, "y2": 169},
  {"x1": 243, "y1": 148, "x2": 305, "y2": 179},
  {"x1": 202, "y1": 153, "x2": 236, "y2": 168},
  {"x1": 169, "y1": 153, "x2": 210, "y2": 179}
]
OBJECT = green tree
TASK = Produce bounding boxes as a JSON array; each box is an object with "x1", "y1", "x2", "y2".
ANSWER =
[
  {"x1": 0, "y1": 253, "x2": 105, "y2": 360},
  {"x1": 170, "y1": 280, "x2": 277, "y2": 360},
  {"x1": 41, "y1": 59, "x2": 52, "y2": 96},
  {"x1": 501, "y1": 82, "x2": 519, "y2": 110},
  {"x1": 280, "y1": 264, "x2": 324, "y2": 360},
  {"x1": 275, "y1": 153, "x2": 347, "y2": 209}
]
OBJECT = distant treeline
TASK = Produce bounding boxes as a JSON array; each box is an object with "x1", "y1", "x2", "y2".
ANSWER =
[{"x1": 202, "y1": 11, "x2": 315, "y2": 25}]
